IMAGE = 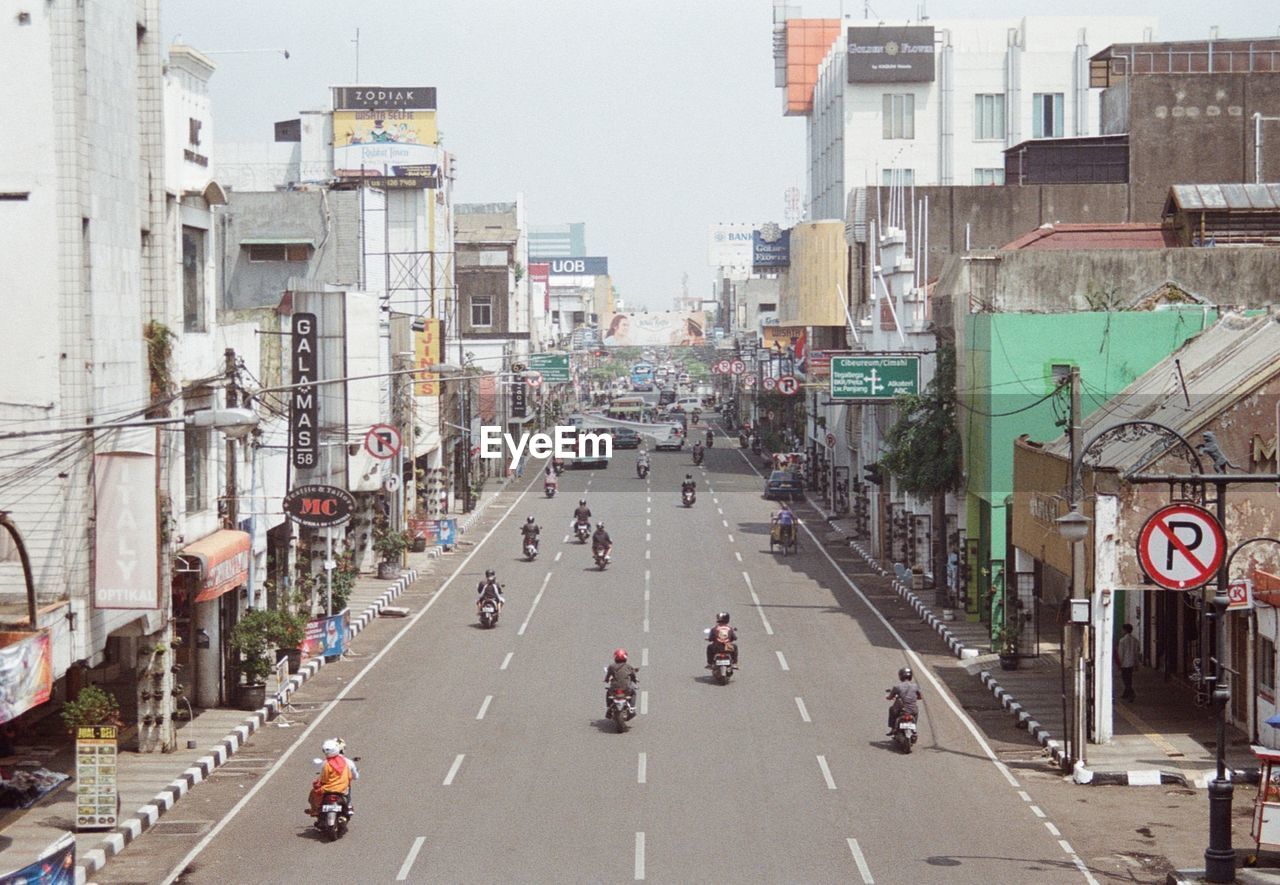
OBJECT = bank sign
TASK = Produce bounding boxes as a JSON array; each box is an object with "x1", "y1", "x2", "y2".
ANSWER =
[
  {"x1": 548, "y1": 257, "x2": 608, "y2": 276},
  {"x1": 847, "y1": 26, "x2": 936, "y2": 82},
  {"x1": 830, "y1": 355, "x2": 920, "y2": 401}
]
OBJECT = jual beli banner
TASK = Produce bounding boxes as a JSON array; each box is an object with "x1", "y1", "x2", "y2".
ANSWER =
[{"x1": 602, "y1": 312, "x2": 705, "y2": 347}]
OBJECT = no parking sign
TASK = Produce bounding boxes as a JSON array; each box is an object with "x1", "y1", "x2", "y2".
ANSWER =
[{"x1": 1137, "y1": 503, "x2": 1225, "y2": 590}]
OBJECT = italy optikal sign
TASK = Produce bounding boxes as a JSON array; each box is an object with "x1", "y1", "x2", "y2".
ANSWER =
[{"x1": 830, "y1": 355, "x2": 920, "y2": 401}]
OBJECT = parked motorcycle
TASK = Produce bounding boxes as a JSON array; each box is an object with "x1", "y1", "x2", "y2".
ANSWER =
[
  {"x1": 593, "y1": 548, "x2": 610, "y2": 570},
  {"x1": 682, "y1": 488, "x2": 696, "y2": 508},
  {"x1": 607, "y1": 686, "x2": 636, "y2": 733},
  {"x1": 888, "y1": 692, "x2": 919, "y2": 753},
  {"x1": 479, "y1": 599, "x2": 500, "y2": 629},
  {"x1": 574, "y1": 521, "x2": 591, "y2": 544},
  {"x1": 739, "y1": 432, "x2": 749, "y2": 448}
]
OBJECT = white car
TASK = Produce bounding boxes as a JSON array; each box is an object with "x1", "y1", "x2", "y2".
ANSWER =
[{"x1": 652, "y1": 425, "x2": 685, "y2": 451}]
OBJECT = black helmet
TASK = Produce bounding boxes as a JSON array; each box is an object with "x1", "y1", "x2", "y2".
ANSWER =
[
  {"x1": 898, "y1": 666, "x2": 913, "y2": 681},
  {"x1": 596, "y1": 522, "x2": 605, "y2": 530},
  {"x1": 579, "y1": 498, "x2": 587, "y2": 505},
  {"x1": 526, "y1": 515, "x2": 535, "y2": 524},
  {"x1": 485, "y1": 569, "x2": 496, "y2": 580},
  {"x1": 716, "y1": 611, "x2": 730, "y2": 624},
  {"x1": 685, "y1": 474, "x2": 692, "y2": 480}
]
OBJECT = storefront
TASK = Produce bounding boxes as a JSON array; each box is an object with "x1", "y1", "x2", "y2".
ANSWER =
[{"x1": 174, "y1": 530, "x2": 250, "y2": 708}]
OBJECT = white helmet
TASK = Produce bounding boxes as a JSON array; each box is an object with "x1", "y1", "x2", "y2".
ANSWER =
[{"x1": 322, "y1": 739, "x2": 340, "y2": 758}]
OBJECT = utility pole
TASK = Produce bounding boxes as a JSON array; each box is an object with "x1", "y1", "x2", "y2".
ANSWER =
[
  {"x1": 1069, "y1": 366, "x2": 1088, "y2": 769},
  {"x1": 224, "y1": 348, "x2": 238, "y2": 528}
]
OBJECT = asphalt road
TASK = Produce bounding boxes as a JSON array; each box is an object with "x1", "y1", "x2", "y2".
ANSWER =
[{"x1": 98, "y1": 423, "x2": 1101, "y2": 884}]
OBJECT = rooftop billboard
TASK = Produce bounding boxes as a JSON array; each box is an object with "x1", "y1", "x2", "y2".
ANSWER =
[{"x1": 847, "y1": 26, "x2": 935, "y2": 83}]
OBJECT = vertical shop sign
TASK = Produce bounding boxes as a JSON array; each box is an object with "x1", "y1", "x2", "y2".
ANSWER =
[
  {"x1": 291, "y1": 312, "x2": 318, "y2": 469},
  {"x1": 75, "y1": 726, "x2": 118, "y2": 831}
]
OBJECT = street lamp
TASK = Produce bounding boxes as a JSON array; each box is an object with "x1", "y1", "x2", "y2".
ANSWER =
[{"x1": 1055, "y1": 507, "x2": 1090, "y2": 544}]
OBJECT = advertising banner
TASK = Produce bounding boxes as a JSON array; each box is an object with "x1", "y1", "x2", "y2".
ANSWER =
[
  {"x1": 290, "y1": 313, "x2": 318, "y2": 469},
  {"x1": 333, "y1": 110, "x2": 439, "y2": 179},
  {"x1": 74, "y1": 726, "x2": 117, "y2": 831},
  {"x1": 847, "y1": 26, "x2": 936, "y2": 82},
  {"x1": 92, "y1": 452, "x2": 159, "y2": 609},
  {"x1": 806, "y1": 351, "x2": 833, "y2": 377},
  {"x1": 529, "y1": 353, "x2": 570, "y2": 383},
  {"x1": 408, "y1": 517, "x2": 456, "y2": 547},
  {"x1": 708, "y1": 223, "x2": 759, "y2": 267},
  {"x1": 0, "y1": 632, "x2": 52, "y2": 725},
  {"x1": 332, "y1": 86, "x2": 437, "y2": 111},
  {"x1": 601, "y1": 312, "x2": 705, "y2": 347},
  {"x1": 762, "y1": 325, "x2": 806, "y2": 351},
  {"x1": 752, "y1": 224, "x2": 791, "y2": 268},
  {"x1": 529, "y1": 262, "x2": 550, "y2": 312},
  {"x1": 414, "y1": 317, "x2": 442, "y2": 396},
  {"x1": 0, "y1": 831, "x2": 75, "y2": 885},
  {"x1": 303, "y1": 610, "x2": 349, "y2": 661}
]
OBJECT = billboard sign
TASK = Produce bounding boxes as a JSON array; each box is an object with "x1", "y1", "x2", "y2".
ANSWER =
[
  {"x1": 414, "y1": 317, "x2": 441, "y2": 396},
  {"x1": 332, "y1": 86, "x2": 437, "y2": 110},
  {"x1": 752, "y1": 224, "x2": 791, "y2": 268},
  {"x1": 529, "y1": 262, "x2": 551, "y2": 312},
  {"x1": 708, "y1": 223, "x2": 760, "y2": 267},
  {"x1": 548, "y1": 257, "x2": 608, "y2": 276},
  {"x1": 291, "y1": 313, "x2": 318, "y2": 469},
  {"x1": 847, "y1": 26, "x2": 936, "y2": 82},
  {"x1": 529, "y1": 353, "x2": 570, "y2": 383},
  {"x1": 282, "y1": 485, "x2": 356, "y2": 528},
  {"x1": 332, "y1": 85, "x2": 439, "y2": 181},
  {"x1": 601, "y1": 312, "x2": 706, "y2": 347},
  {"x1": 830, "y1": 355, "x2": 921, "y2": 400}
]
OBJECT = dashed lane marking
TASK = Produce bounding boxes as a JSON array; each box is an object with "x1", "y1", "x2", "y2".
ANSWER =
[
  {"x1": 640, "y1": 691, "x2": 649, "y2": 715},
  {"x1": 742, "y1": 571, "x2": 774, "y2": 635},
  {"x1": 795, "y1": 697, "x2": 811, "y2": 723},
  {"x1": 817, "y1": 755, "x2": 837, "y2": 790},
  {"x1": 476, "y1": 695, "x2": 492, "y2": 720},
  {"x1": 517, "y1": 572, "x2": 553, "y2": 636},
  {"x1": 396, "y1": 837, "x2": 427, "y2": 881},
  {"x1": 776, "y1": 651, "x2": 789, "y2": 671},
  {"x1": 443, "y1": 754, "x2": 464, "y2": 786},
  {"x1": 500, "y1": 652, "x2": 513, "y2": 670},
  {"x1": 846, "y1": 839, "x2": 874, "y2": 884},
  {"x1": 635, "y1": 832, "x2": 645, "y2": 881},
  {"x1": 637, "y1": 752, "x2": 647, "y2": 784}
]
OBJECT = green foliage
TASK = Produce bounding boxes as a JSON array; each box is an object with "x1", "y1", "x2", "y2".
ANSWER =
[
  {"x1": 371, "y1": 519, "x2": 411, "y2": 564},
  {"x1": 270, "y1": 607, "x2": 308, "y2": 649},
  {"x1": 881, "y1": 343, "x2": 963, "y2": 497},
  {"x1": 991, "y1": 623, "x2": 1019, "y2": 655},
  {"x1": 143, "y1": 320, "x2": 175, "y2": 408},
  {"x1": 61, "y1": 685, "x2": 121, "y2": 733},
  {"x1": 229, "y1": 609, "x2": 278, "y2": 684}
]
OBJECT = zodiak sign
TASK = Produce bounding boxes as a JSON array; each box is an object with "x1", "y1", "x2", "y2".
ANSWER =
[
  {"x1": 1137, "y1": 503, "x2": 1226, "y2": 590},
  {"x1": 282, "y1": 485, "x2": 356, "y2": 529}
]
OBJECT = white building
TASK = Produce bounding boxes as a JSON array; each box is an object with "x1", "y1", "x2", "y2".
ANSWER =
[{"x1": 801, "y1": 15, "x2": 1156, "y2": 220}]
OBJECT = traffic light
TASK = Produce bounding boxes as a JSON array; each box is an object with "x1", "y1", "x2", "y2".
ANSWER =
[{"x1": 863, "y1": 463, "x2": 883, "y2": 486}]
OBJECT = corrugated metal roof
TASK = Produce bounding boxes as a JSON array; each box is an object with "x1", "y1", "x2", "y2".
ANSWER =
[
  {"x1": 1041, "y1": 312, "x2": 1280, "y2": 470},
  {"x1": 1169, "y1": 183, "x2": 1280, "y2": 212}
]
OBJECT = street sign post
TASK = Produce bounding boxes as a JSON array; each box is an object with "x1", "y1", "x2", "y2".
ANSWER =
[
  {"x1": 777, "y1": 375, "x2": 799, "y2": 396},
  {"x1": 1137, "y1": 503, "x2": 1226, "y2": 590},
  {"x1": 528, "y1": 353, "x2": 570, "y2": 383},
  {"x1": 364, "y1": 423, "x2": 401, "y2": 460},
  {"x1": 830, "y1": 355, "x2": 921, "y2": 401},
  {"x1": 525, "y1": 371, "x2": 543, "y2": 388},
  {"x1": 762, "y1": 376, "x2": 777, "y2": 392},
  {"x1": 731, "y1": 359, "x2": 746, "y2": 375},
  {"x1": 1227, "y1": 579, "x2": 1254, "y2": 612}
]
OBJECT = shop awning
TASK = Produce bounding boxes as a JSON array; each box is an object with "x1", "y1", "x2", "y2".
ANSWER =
[{"x1": 176, "y1": 530, "x2": 251, "y2": 603}]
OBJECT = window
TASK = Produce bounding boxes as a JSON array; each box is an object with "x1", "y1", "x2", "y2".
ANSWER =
[
  {"x1": 881, "y1": 169, "x2": 915, "y2": 186},
  {"x1": 882, "y1": 94, "x2": 915, "y2": 139},
  {"x1": 974, "y1": 168, "x2": 1005, "y2": 186},
  {"x1": 1033, "y1": 93, "x2": 1064, "y2": 139},
  {"x1": 247, "y1": 242, "x2": 311, "y2": 262},
  {"x1": 551, "y1": 310, "x2": 560, "y2": 322},
  {"x1": 572, "y1": 310, "x2": 585, "y2": 325},
  {"x1": 187, "y1": 117, "x2": 202, "y2": 147},
  {"x1": 1261, "y1": 636, "x2": 1276, "y2": 698},
  {"x1": 758, "y1": 303, "x2": 777, "y2": 313},
  {"x1": 182, "y1": 226, "x2": 205, "y2": 332},
  {"x1": 974, "y1": 94, "x2": 1004, "y2": 141},
  {"x1": 470, "y1": 296, "x2": 493, "y2": 327},
  {"x1": 184, "y1": 425, "x2": 208, "y2": 513}
]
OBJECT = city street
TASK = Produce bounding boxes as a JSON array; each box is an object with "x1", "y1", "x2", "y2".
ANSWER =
[{"x1": 92, "y1": 426, "x2": 1098, "y2": 884}]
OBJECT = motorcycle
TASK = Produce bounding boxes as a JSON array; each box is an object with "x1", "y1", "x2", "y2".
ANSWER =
[
  {"x1": 888, "y1": 692, "x2": 919, "y2": 753},
  {"x1": 479, "y1": 599, "x2": 500, "y2": 629},
  {"x1": 607, "y1": 685, "x2": 637, "y2": 733},
  {"x1": 682, "y1": 488, "x2": 696, "y2": 508},
  {"x1": 574, "y1": 521, "x2": 591, "y2": 543},
  {"x1": 544, "y1": 482, "x2": 557, "y2": 498},
  {"x1": 637, "y1": 462, "x2": 649, "y2": 479},
  {"x1": 704, "y1": 629, "x2": 735, "y2": 685},
  {"x1": 692, "y1": 448, "x2": 704, "y2": 466},
  {"x1": 739, "y1": 432, "x2": 749, "y2": 449},
  {"x1": 523, "y1": 537, "x2": 539, "y2": 561},
  {"x1": 593, "y1": 547, "x2": 610, "y2": 570},
  {"x1": 311, "y1": 762, "x2": 353, "y2": 841},
  {"x1": 552, "y1": 458, "x2": 565, "y2": 476},
  {"x1": 705, "y1": 431, "x2": 714, "y2": 448},
  {"x1": 690, "y1": 412, "x2": 700, "y2": 425}
]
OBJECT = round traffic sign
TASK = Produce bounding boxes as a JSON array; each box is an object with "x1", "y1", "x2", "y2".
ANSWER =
[
  {"x1": 741, "y1": 376, "x2": 756, "y2": 389},
  {"x1": 384, "y1": 473, "x2": 402, "y2": 492},
  {"x1": 710, "y1": 363, "x2": 723, "y2": 375},
  {"x1": 762, "y1": 376, "x2": 777, "y2": 392},
  {"x1": 731, "y1": 359, "x2": 746, "y2": 375},
  {"x1": 716, "y1": 359, "x2": 731, "y2": 374},
  {"x1": 526, "y1": 371, "x2": 543, "y2": 388},
  {"x1": 1137, "y1": 503, "x2": 1225, "y2": 590},
  {"x1": 777, "y1": 375, "x2": 799, "y2": 396},
  {"x1": 364, "y1": 423, "x2": 402, "y2": 460}
]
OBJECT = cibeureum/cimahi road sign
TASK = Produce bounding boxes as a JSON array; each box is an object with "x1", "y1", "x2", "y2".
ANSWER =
[
  {"x1": 830, "y1": 355, "x2": 920, "y2": 401},
  {"x1": 1137, "y1": 503, "x2": 1225, "y2": 590}
]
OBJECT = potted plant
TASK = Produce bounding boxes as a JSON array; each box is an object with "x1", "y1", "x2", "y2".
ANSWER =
[
  {"x1": 269, "y1": 607, "x2": 308, "y2": 674},
  {"x1": 228, "y1": 609, "x2": 277, "y2": 710},
  {"x1": 61, "y1": 685, "x2": 122, "y2": 734},
  {"x1": 993, "y1": 624, "x2": 1020, "y2": 670},
  {"x1": 372, "y1": 522, "x2": 411, "y2": 580}
]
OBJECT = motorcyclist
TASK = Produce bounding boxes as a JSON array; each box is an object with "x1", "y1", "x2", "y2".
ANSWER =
[
  {"x1": 636, "y1": 449, "x2": 650, "y2": 475},
  {"x1": 692, "y1": 441, "x2": 704, "y2": 463},
  {"x1": 887, "y1": 666, "x2": 923, "y2": 735},
  {"x1": 571, "y1": 499, "x2": 592, "y2": 535},
  {"x1": 681, "y1": 474, "x2": 697, "y2": 500},
  {"x1": 307, "y1": 738, "x2": 356, "y2": 817},
  {"x1": 476, "y1": 569, "x2": 505, "y2": 616},
  {"x1": 520, "y1": 516, "x2": 541, "y2": 552},
  {"x1": 705, "y1": 611, "x2": 738, "y2": 669},
  {"x1": 544, "y1": 465, "x2": 557, "y2": 490},
  {"x1": 603, "y1": 648, "x2": 639, "y2": 717},
  {"x1": 772, "y1": 501, "x2": 797, "y2": 545},
  {"x1": 591, "y1": 522, "x2": 612, "y2": 560},
  {"x1": 705, "y1": 428, "x2": 714, "y2": 447}
]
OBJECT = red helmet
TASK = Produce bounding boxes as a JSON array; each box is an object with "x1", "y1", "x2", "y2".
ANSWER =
[{"x1": 613, "y1": 648, "x2": 628, "y2": 663}]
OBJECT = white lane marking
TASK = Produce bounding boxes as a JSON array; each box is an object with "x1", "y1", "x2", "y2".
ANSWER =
[
  {"x1": 1030, "y1": 805, "x2": 1046, "y2": 818},
  {"x1": 563, "y1": 534, "x2": 571, "y2": 543},
  {"x1": 641, "y1": 647, "x2": 649, "y2": 666},
  {"x1": 644, "y1": 588, "x2": 650, "y2": 601},
  {"x1": 1018, "y1": 790, "x2": 1032, "y2": 803},
  {"x1": 517, "y1": 571, "x2": 554, "y2": 636},
  {"x1": 742, "y1": 571, "x2": 774, "y2": 635},
  {"x1": 646, "y1": 518, "x2": 651, "y2": 527},
  {"x1": 637, "y1": 752, "x2": 647, "y2": 784},
  {"x1": 1059, "y1": 840, "x2": 1074, "y2": 854},
  {"x1": 1045, "y1": 821, "x2": 1061, "y2": 837},
  {"x1": 645, "y1": 550, "x2": 651, "y2": 560},
  {"x1": 847, "y1": 838, "x2": 874, "y2": 884},
  {"x1": 156, "y1": 470, "x2": 546, "y2": 885},
  {"x1": 647, "y1": 496, "x2": 651, "y2": 503},
  {"x1": 443, "y1": 754, "x2": 465, "y2": 786},
  {"x1": 640, "y1": 691, "x2": 649, "y2": 715},
  {"x1": 735, "y1": 551, "x2": 743, "y2": 562},
  {"x1": 717, "y1": 507, "x2": 724, "y2": 515},
  {"x1": 795, "y1": 697, "x2": 812, "y2": 723},
  {"x1": 776, "y1": 651, "x2": 789, "y2": 671},
  {"x1": 555, "y1": 551, "x2": 562, "y2": 562},
  {"x1": 646, "y1": 507, "x2": 651, "y2": 514},
  {"x1": 500, "y1": 652, "x2": 513, "y2": 670},
  {"x1": 635, "y1": 832, "x2": 645, "y2": 880},
  {"x1": 722, "y1": 519, "x2": 729, "y2": 528},
  {"x1": 476, "y1": 695, "x2": 493, "y2": 720},
  {"x1": 644, "y1": 619, "x2": 649, "y2": 633},
  {"x1": 713, "y1": 497, "x2": 719, "y2": 504},
  {"x1": 645, "y1": 533, "x2": 651, "y2": 542},
  {"x1": 817, "y1": 755, "x2": 837, "y2": 790},
  {"x1": 396, "y1": 836, "x2": 427, "y2": 881}
]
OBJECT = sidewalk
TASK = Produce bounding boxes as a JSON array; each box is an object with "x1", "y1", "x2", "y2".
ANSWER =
[
  {"x1": 0, "y1": 475, "x2": 522, "y2": 884},
  {"x1": 798, "y1": 487, "x2": 1260, "y2": 789}
]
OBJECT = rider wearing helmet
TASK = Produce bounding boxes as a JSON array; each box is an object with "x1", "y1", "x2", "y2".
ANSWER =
[
  {"x1": 476, "y1": 569, "x2": 505, "y2": 615},
  {"x1": 591, "y1": 521, "x2": 612, "y2": 558},
  {"x1": 705, "y1": 611, "x2": 739, "y2": 669},
  {"x1": 603, "y1": 648, "x2": 639, "y2": 717},
  {"x1": 571, "y1": 498, "x2": 592, "y2": 533},
  {"x1": 307, "y1": 738, "x2": 356, "y2": 817},
  {"x1": 887, "y1": 666, "x2": 923, "y2": 735},
  {"x1": 682, "y1": 473, "x2": 697, "y2": 496},
  {"x1": 521, "y1": 515, "x2": 541, "y2": 551}
]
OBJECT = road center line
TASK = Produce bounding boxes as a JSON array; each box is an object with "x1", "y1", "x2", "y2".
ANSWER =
[
  {"x1": 645, "y1": 532, "x2": 651, "y2": 542},
  {"x1": 645, "y1": 550, "x2": 651, "y2": 560},
  {"x1": 717, "y1": 507, "x2": 724, "y2": 515},
  {"x1": 846, "y1": 838, "x2": 874, "y2": 884},
  {"x1": 554, "y1": 551, "x2": 562, "y2": 562},
  {"x1": 637, "y1": 752, "x2": 647, "y2": 784},
  {"x1": 517, "y1": 571, "x2": 554, "y2": 636},
  {"x1": 735, "y1": 551, "x2": 743, "y2": 562},
  {"x1": 640, "y1": 691, "x2": 648, "y2": 715},
  {"x1": 635, "y1": 832, "x2": 645, "y2": 880},
  {"x1": 727, "y1": 533, "x2": 734, "y2": 543},
  {"x1": 396, "y1": 836, "x2": 427, "y2": 881},
  {"x1": 1030, "y1": 805, "x2": 1046, "y2": 818},
  {"x1": 1018, "y1": 790, "x2": 1032, "y2": 802},
  {"x1": 722, "y1": 519, "x2": 729, "y2": 528},
  {"x1": 776, "y1": 650, "x2": 789, "y2": 670},
  {"x1": 1045, "y1": 821, "x2": 1061, "y2": 837},
  {"x1": 443, "y1": 754, "x2": 465, "y2": 786},
  {"x1": 476, "y1": 695, "x2": 493, "y2": 719},
  {"x1": 817, "y1": 754, "x2": 837, "y2": 789},
  {"x1": 795, "y1": 697, "x2": 811, "y2": 722},
  {"x1": 500, "y1": 652, "x2": 513, "y2": 670},
  {"x1": 641, "y1": 647, "x2": 649, "y2": 666},
  {"x1": 742, "y1": 571, "x2": 774, "y2": 635}
]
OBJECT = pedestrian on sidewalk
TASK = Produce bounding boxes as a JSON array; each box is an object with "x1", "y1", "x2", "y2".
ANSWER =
[{"x1": 1115, "y1": 622, "x2": 1139, "y2": 701}]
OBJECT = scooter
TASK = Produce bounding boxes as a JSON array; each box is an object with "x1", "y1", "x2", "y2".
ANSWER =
[
  {"x1": 574, "y1": 521, "x2": 591, "y2": 544},
  {"x1": 552, "y1": 459, "x2": 565, "y2": 476},
  {"x1": 682, "y1": 488, "x2": 696, "y2": 508},
  {"x1": 705, "y1": 431, "x2": 714, "y2": 448},
  {"x1": 637, "y1": 462, "x2": 649, "y2": 479},
  {"x1": 523, "y1": 537, "x2": 539, "y2": 561},
  {"x1": 888, "y1": 693, "x2": 919, "y2": 753},
  {"x1": 479, "y1": 599, "x2": 500, "y2": 629},
  {"x1": 607, "y1": 685, "x2": 637, "y2": 733},
  {"x1": 544, "y1": 482, "x2": 557, "y2": 498},
  {"x1": 704, "y1": 629, "x2": 736, "y2": 685},
  {"x1": 310, "y1": 763, "x2": 354, "y2": 841},
  {"x1": 594, "y1": 547, "x2": 610, "y2": 570},
  {"x1": 692, "y1": 448, "x2": 704, "y2": 466}
]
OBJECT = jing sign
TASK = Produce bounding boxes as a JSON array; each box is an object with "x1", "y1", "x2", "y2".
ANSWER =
[
  {"x1": 290, "y1": 313, "x2": 318, "y2": 469},
  {"x1": 830, "y1": 356, "x2": 920, "y2": 401}
]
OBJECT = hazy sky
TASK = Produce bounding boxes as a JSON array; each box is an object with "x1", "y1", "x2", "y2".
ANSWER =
[{"x1": 163, "y1": 1, "x2": 1277, "y2": 311}]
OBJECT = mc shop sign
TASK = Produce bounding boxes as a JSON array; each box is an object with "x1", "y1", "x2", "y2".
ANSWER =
[
  {"x1": 1137, "y1": 503, "x2": 1225, "y2": 590},
  {"x1": 283, "y1": 485, "x2": 356, "y2": 529}
]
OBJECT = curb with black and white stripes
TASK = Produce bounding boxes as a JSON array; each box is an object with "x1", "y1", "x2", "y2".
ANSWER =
[{"x1": 75, "y1": 568, "x2": 418, "y2": 882}]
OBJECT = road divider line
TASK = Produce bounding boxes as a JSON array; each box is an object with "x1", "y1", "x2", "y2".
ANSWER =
[
  {"x1": 795, "y1": 697, "x2": 811, "y2": 723},
  {"x1": 718, "y1": 507, "x2": 724, "y2": 515},
  {"x1": 645, "y1": 550, "x2": 650, "y2": 560},
  {"x1": 776, "y1": 651, "x2": 789, "y2": 671},
  {"x1": 500, "y1": 652, "x2": 513, "y2": 670},
  {"x1": 443, "y1": 754, "x2": 464, "y2": 786},
  {"x1": 1059, "y1": 839, "x2": 1075, "y2": 855},
  {"x1": 517, "y1": 572, "x2": 554, "y2": 636},
  {"x1": 635, "y1": 832, "x2": 645, "y2": 880},
  {"x1": 817, "y1": 755, "x2": 837, "y2": 790},
  {"x1": 735, "y1": 551, "x2": 743, "y2": 562},
  {"x1": 637, "y1": 752, "x2": 647, "y2": 784},
  {"x1": 1018, "y1": 790, "x2": 1032, "y2": 803},
  {"x1": 476, "y1": 695, "x2": 492, "y2": 720},
  {"x1": 641, "y1": 647, "x2": 649, "y2": 666},
  {"x1": 1030, "y1": 805, "x2": 1045, "y2": 818},
  {"x1": 713, "y1": 497, "x2": 719, "y2": 505},
  {"x1": 742, "y1": 571, "x2": 774, "y2": 635},
  {"x1": 640, "y1": 691, "x2": 648, "y2": 715},
  {"x1": 646, "y1": 518, "x2": 651, "y2": 527},
  {"x1": 554, "y1": 551, "x2": 562, "y2": 562},
  {"x1": 722, "y1": 519, "x2": 728, "y2": 528},
  {"x1": 646, "y1": 533, "x2": 651, "y2": 542},
  {"x1": 1045, "y1": 821, "x2": 1061, "y2": 837},
  {"x1": 396, "y1": 836, "x2": 427, "y2": 881},
  {"x1": 846, "y1": 838, "x2": 874, "y2": 884}
]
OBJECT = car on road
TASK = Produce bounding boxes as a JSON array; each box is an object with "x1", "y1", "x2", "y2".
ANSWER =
[
  {"x1": 653, "y1": 424, "x2": 685, "y2": 451},
  {"x1": 610, "y1": 427, "x2": 641, "y2": 449},
  {"x1": 564, "y1": 426, "x2": 612, "y2": 469},
  {"x1": 764, "y1": 470, "x2": 804, "y2": 501}
]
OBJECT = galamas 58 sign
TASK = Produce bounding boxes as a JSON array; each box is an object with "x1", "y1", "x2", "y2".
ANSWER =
[{"x1": 282, "y1": 485, "x2": 356, "y2": 528}]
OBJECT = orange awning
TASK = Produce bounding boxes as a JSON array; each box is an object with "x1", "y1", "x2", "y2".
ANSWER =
[
  {"x1": 1255, "y1": 568, "x2": 1280, "y2": 608},
  {"x1": 177, "y1": 530, "x2": 250, "y2": 603}
]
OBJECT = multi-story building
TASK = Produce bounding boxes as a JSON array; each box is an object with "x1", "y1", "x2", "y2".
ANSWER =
[{"x1": 528, "y1": 222, "x2": 586, "y2": 259}]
